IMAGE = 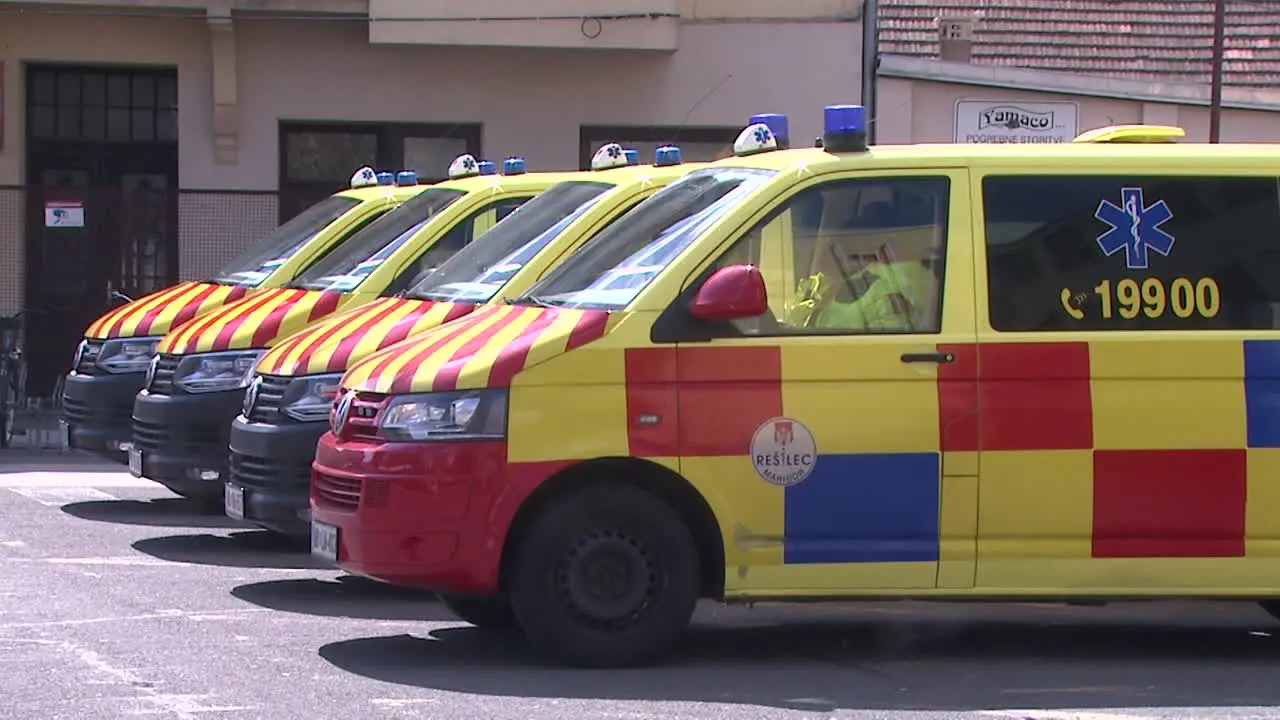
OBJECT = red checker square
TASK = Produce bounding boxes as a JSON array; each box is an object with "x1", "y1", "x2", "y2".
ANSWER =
[
  {"x1": 678, "y1": 346, "x2": 783, "y2": 457},
  {"x1": 624, "y1": 348, "x2": 679, "y2": 457},
  {"x1": 937, "y1": 342, "x2": 980, "y2": 452},
  {"x1": 1092, "y1": 449, "x2": 1246, "y2": 558},
  {"x1": 978, "y1": 342, "x2": 1093, "y2": 451}
]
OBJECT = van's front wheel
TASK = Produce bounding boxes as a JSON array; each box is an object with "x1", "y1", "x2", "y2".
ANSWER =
[{"x1": 508, "y1": 483, "x2": 700, "y2": 668}]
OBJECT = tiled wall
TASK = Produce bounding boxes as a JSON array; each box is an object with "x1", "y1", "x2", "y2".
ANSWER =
[
  {"x1": 177, "y1": 191, "x2": 279, "y2": 281},
  {"x1": 0, "y1": 189, "x2": 23, "y2": 317}
]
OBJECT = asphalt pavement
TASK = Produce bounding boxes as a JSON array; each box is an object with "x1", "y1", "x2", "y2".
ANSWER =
[{"x1": 3, "y1": 449, "x2": 1280, "y2": 720}]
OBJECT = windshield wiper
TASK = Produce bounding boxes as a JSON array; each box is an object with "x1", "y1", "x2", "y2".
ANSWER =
[{"x1": 508, "y1": 294, "x2": 559, "y2": 308}]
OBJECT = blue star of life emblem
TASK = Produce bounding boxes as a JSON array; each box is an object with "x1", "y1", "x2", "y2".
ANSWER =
[{"x1": 1094, "y1": 187, "x2": 1175, "y2": 270}]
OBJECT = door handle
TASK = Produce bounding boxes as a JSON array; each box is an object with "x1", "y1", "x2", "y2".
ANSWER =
[{"x1": 901, "y1": 352, "x2": 955, "y2": 364}]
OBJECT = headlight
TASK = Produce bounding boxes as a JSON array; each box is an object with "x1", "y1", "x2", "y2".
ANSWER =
[
  {"x1": 378, "y1": 389, "x2": 508, "y2": 441},
  {"x1": 96, "y1": 337, "x2": 161, "y2": 374},
  {"x1": 173, "y1": 350, "x2": 265, "y2": 394},
  {"x1": 280, "y1": 373, "x2": 344, "y2": 422}
]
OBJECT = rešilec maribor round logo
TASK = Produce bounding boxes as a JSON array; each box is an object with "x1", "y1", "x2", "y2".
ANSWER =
[{"x1": 750, "y1": 416, "x2": 817, "y2": 487}]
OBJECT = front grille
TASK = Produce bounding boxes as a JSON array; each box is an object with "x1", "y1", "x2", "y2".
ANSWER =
[
  {"x1": 132, "y1": 417, "x2": 225, "y2": 454},
  {"x1": 73, "y1": 340, "x2": 105, "y2": 376},
  {"x1": 229, "y1": 450, "x2": 312, "y2": 492},
  {"x1": 245, "y1": 375, "x2": 291, "y2": 424},
  {"x1": 146, "y1": 354, "x2": 181, "y2": 395},
  {"x1": 313, "y1": 472, "x2": 361, "y2": 510},
  {"x1": 61, "y1": 395, "x2": 132, "y2": 426},
  {"x1": 132, "y1": 418, "x2": 170, "y2": 452}
]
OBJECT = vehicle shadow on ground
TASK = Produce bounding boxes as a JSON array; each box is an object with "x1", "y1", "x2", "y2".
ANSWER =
[
  {"x1": 0, "y1": 451, "x2": 129, "y2": 474},
  {"x1": 131, "y1": 530, "x2": 325, "y2": 570},
  {"x1": 62, "y1": 498, "x2": 246, "y2": 529},
  {"x1": 230, "y1": 576, "x2": 455, "y2": 622},
  {"x1": 318, "y1": 602, "x2": 1280, "y2": 713}
]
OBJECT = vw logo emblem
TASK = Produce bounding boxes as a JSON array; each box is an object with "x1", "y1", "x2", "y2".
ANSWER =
[
  {"x1": 144, "y1": 355, "x2": 159, "y2": 388},
  {"x1": 332, "y1": 390, "x2": 355, "y2": 434},
  {"x1": 243, "y1": 376, "x2": 262, "y2": 416}
]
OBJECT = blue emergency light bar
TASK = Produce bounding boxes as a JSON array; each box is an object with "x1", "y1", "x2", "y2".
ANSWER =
[
  {"x1": 750, "y1": 113, "x2": 790, "y2": 149},
  {"x1": 503, "y1": 157, "x2": 527, "y2": 175},
  {"x1": 376, "y1": 172, "x2": 395, "y2": 186},
  {"x1": 477, "y1": 160, "x2": 497, "y2": 176},
  {"x1": 823, "y1": 104, "x2": 868, "y2": 153},
  {"x1": 654, "y1": 145, "x2": 682, "y2": 167},
  {"x1": 623, "y1": 149, "x2": 640, "y2": 166},
  {"x1": 395, "y1": 171, "x2": 418, "y2": 186}
]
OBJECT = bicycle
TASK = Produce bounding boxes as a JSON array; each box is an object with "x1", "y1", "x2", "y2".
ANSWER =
[{"x1": 0, "y1": 310, "x2": 27, "y2": 449}]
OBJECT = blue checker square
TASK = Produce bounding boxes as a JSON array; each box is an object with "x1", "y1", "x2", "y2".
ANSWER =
[
  {"x1": 1244, "y1": 340, "x2": 1280, "y2": 448},
  {"x1": 783, "y1": 452, "x2": 940, "y2": 565}
]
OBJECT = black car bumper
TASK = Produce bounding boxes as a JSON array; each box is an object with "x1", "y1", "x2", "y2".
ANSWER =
[
  {"x1": 226, "y1": 417, "x2": 325, "y2": 538},
  {"x1": 131, "y1": 389, "x2": 243, "y2": 500},
  {"x1": 60, "y1": 371, "x2": 143, "y2": 462}
]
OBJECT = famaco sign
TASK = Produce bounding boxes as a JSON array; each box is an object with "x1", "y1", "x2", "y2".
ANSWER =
[{"x1": 954, "y1": 100, "x2": 1079, "y2": 143}]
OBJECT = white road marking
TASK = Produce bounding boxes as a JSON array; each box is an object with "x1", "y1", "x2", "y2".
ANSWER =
[
  {"x1": 8, "y1": 486, "x2": 117, "y2": 506},
  {"x1": 0, "y1": 472, "x2": 156, "y2": 488},
  {"x1": 14, "y1": 637, "x2": 256, "y2": 719}
]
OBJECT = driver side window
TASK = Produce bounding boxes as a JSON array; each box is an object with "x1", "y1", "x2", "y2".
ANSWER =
[
  {"x1": 712, "y1": 176, "x2": 950, "y2": 336},
  {"x1": 384, "y1": 197, "x2": 529, "y2": 293}
]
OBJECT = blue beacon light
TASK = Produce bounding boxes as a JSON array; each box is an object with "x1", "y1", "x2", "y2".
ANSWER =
[
  {"x1": 376, "y1": 172, "x2": 395, "y2": 186},
  {"x1": 503, "y1": 157, "x2": 527, "y2": 175},
  {"x1": 654, "y1": 145, "x2": 682, "y2": 167},
  {"x1": 623, "y1": 149, "x2": 640, "y2": 166},
  {"x1": 477, "y1": 160, "x2": 497, "y2": 176},
  {"x1": 750, "y1": 113, "x2": 790, "y2": 149},
  {"x1": 822, "y1": 104, "x2": 869, "y2": 153},
  {"x1": 395, "y1": 170, "x2": 418, "y2": 186}
]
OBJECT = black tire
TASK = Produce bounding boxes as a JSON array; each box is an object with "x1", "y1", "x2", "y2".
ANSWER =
[
  {"x1": 439, "y1": 593, "x2": 519, "y2": 632},
  {"x1": 1261, "y1": 600, "x2": 1280, "y2": 622},
  {"x1": 507, "y1": 483, "x2": 700, "y2": 668}
]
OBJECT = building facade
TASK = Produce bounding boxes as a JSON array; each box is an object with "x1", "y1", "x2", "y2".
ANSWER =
[
  {"x1": 0, "y1": 0, "x2": 863, "y2": 392},
  {"x1": 4, "y1": 0, "x2": 1280, "y2": 396}
]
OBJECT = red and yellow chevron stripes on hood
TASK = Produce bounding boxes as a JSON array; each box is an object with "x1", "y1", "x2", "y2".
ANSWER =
[
  {"x1": 340, "y1": 304, "x2": 612, "y2": 395},
  {"x1": 84, "y1": 282, "x2": 251, "y2": 340},
  {"x1": 155, "y1": 288, "x2": 347, "y2": 355},
  {"x1": 256, "y1": 297, "x2": 478, "y2": 377}
]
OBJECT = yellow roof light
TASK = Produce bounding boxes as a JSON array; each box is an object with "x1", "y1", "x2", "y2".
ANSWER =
[{"x1": 1073, "y1": 125, "x2": 1186, "y2": 144}]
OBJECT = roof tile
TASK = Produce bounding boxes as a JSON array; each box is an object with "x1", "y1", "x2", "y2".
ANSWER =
[{"x1": 880, "y1": 0, "x2": 1280, "y2": 87}]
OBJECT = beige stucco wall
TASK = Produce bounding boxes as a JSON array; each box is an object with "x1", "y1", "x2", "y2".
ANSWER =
[
  {"x1": 877, "y1": 77, "x2": 1280, "y2": 144},
  {"x1": 0, "y1": 11, "x2": 862, "y2": 314}
]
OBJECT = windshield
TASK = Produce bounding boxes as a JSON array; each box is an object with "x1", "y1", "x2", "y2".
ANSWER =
[
  {"x1": 513, "y1": 168, "x2": 775, "y2": 311},
  {"x1": 288, "y1": 188, "x2": 466, "y2": 292},
  {"x1": 406, "y1": 181, "x2": 615, "y2": 303},
  {"x1": 211, "y1": 195, "x2": 362, "y2": 287}
]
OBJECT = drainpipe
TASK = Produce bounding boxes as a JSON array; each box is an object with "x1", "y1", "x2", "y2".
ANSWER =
[
  {"x1": 861, "y1": 0, "x2": 879, "y2": 145},
  {"x1": 1208, "y1": 0, "x2": 1226, "y2": 143}
]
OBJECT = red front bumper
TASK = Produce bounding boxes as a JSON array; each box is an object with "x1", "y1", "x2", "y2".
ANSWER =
[{"x1": 310, "y1": 431, "x2": 514, "y2": 594}]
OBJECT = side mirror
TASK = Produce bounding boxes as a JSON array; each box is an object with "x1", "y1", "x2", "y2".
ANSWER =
[{"x1": 688, "y1": 264, "x2": 768, "y2": 322}]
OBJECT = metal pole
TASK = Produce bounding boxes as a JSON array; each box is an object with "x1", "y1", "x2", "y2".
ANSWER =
[
  {"x1": 1209, "y1": 0, "x2": 1226, "y2": 143},
  {"x1": 861, "y1": 0, "x2": 879, "y2": 144}
]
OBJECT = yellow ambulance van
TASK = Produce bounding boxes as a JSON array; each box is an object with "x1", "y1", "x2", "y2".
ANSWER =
[
  {"x1": 60, "y1": 168, "x2": 422, "y2": 461},
  {"x1": 226, "y1": 145, "x2": 703, "y2": 538},
  {"x1": 315, "y1": 109, "x2": 1280, "y2": 668},
  {"x1": 128, "y1": 156, "x2": 576, "y2": 504}
]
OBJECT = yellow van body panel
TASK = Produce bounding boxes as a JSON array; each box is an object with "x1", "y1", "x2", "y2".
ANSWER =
[{"x1": 340, "y1": 140, "x2": 1280, "y2": 601}]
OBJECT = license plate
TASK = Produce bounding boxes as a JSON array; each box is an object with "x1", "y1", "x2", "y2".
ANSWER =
[
  {"x1": 127, "y1": 447, "x2": 143, "y2": 477},
  {"x1": 58, "y1": 421, "x2": 70, "y2": 448},
  {"x1": 311, "y1": 521, "x2": 338, "y2": 562},
  {"x1": 224, "y1": 483, "x2": 245, "y2": 520}
]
